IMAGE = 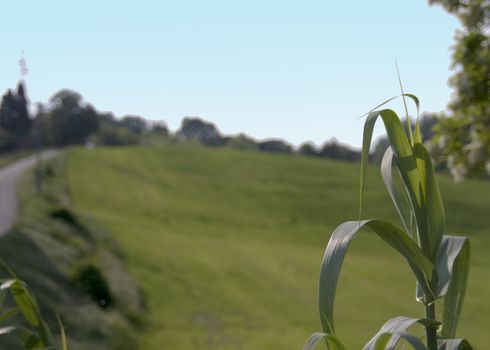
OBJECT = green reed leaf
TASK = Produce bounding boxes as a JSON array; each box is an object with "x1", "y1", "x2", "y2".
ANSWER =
[
  {"x1": 439, "y1": 237, "x2": 470, "y2": 339},
  {"x1": 318, "y1": 220, "x2": 434, "y2": 334}
]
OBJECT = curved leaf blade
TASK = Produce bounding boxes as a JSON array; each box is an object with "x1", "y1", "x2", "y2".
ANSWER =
[
  {"x1": 0, "y1": 279, "x2": 53, "y2": 346},
  {"x1": 360, "y1": 109, "x2": 421, "y2": 223},
  {"x1": 372, "y1": 331, "x2": 428, "y2": 350},
  {"x1": 435, "y1": 236, "x2": 469, "y2": 297},
  {"x1": 57, "y1": 314, "x2": 68, "y2": 350},
  {"x1": 440, "y1": 237, "x2": 470, "y2": 338},
  {"x1": 395, "y1": 62, "x2": 414, "y2": 144},
  {"x1": 412, "y1": 143, "x2": 445, "y2": 261},
  {"x1": 438, "y1": 338, "x2": 473, "y2": 350},
  {"x1": 359, "y1": 94, "x2": 419, "y2": 120},
  {"x1": 318, "y1": 220, "x2": 434, "y2": 334},
  {"x1": 304, "y1": 332, "x2": 327, "y2": 350},
  {"x1": 303, "y1": 332, "x2": 348, "y2": 350},
  {"x1": 0, "y1": 307, "x2": 20, "y2": 323},
  {"x1": 0, "y1": 279, "x2": 40, "y2": 327},
  {"x1": 380, "y1": 147, "x2": 411, "y2": 235},
  {"x1": 363, "y1": 316, "x2": 437, "y2": 350},
  {"x1": 403, "y1": 94, "x2": 420, "y2": 116},
  {"x1": 0, "y1": 325, "x2": 43, "y2": 349}
]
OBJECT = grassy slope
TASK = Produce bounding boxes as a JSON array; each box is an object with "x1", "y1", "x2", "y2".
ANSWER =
[
  {"x1": 0, "y1": 155, "x2": 143, "y2": 350},
  {"x1": 67, "y1": 145, "x2": 490, "y2": 349}
]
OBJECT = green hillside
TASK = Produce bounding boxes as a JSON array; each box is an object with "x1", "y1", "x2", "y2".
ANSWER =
[{"x1": 66, "y1": 144, "x2": 490, "y2": 349}]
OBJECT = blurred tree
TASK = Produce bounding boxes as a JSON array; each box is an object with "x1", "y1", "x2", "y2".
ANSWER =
[
  {"x1": 320, "y1": 138, "x2": 360, "y2": 161},
  {"x1": 371, "y1": 136, "x2": 390, "y2": 164},
  {"x1": 151, "y1": 121, "x2": 169, "y2": 136},
  {"x1": 120, "y1": 115, "x2": 147, "y2": 134},
  {"x1": 227, "y1": 133, "x2": 259, "y2": 150},
  {"x1": 46, "y1": 90, "x2": 99, "y2": 146},
  {"x1": 419, "y1": 112, "x2": 439, "y2": 142},
  {"x1": 298, "y1": 142, "x2": 319, "y2": 157},
  {"x1": 176, "y1": 117, "x2": 226, "y2": 146},
  {"x1": 429, "y1": 0, "x2": 490, "y2": 180},
  {"x1": 258, "y1": 139, "x2": 292, "y2": 153},
  {"x1": 90, "y1": 122, "x2": 139, "y2": 146},
  {"x1": 0, "y1": 82, "x2": 32, "y2": 149}
]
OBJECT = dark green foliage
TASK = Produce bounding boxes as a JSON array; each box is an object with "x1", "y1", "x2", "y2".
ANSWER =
[
  {"x1": 90, "y1": 122, "x2": 140, "y2": 146},
  {"x1": 46, "y1": 90, "x2": 99, "y2": 146},
  {"x1": 70, "y1": 262, "x2": 113, "y2": 308},
  {"x1": 298, "y1": 142, "x2": 319, "y2": 157},
  {"x1": 176, "y1": 117, "x2": 226, "y2": 146},
  {"x1": 419, "y1": 113, "x2": 439, "y2": 142},
  {"x1": 49, "y1": 208, "x2": 79, "y2": 226},
  {"x1": 429, "y1": 0, "x2": 490, "y2": 179},
  {"x1": 258, "y1": 139, "x2": 292, "y2": 153},
  {"x1": 0, "y1": 155, "x2": 144, "y2": 350},
  {"x1": 119, "y1": 115, "x2": 147, "y2": 134},
  {"x1": 320, "y1": 139, "x2": 360, "y2": 161},
  {"x1": 150, "y1": 121, "x2": 169, "y2": 136},
  {"x1": 48, "y1": 208, "x2": 90, "y2": 240},
  {"x1": 0, "y1": 82, "x2": 32, "y2": 151},
  {"x1": 226, "y1": 133, "x2": 259, "y2": 150}
]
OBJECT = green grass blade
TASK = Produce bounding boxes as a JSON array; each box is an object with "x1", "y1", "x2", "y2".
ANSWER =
[
  {"x1": 413, "y1": 143, "x2": 445, "y2": 261},
  {"x1": 0, "y1": 279, "x2": 41, "y2": 327},
  {"x1": 438, "y1": 339, "x2": 473, "y2": 350},
  {"x1": 0, "y1": 307, "x2": 20, "y2": 323},
  {"x1": 318, "y1": 220, "x2": 434, "y2": 334},
  {"x1": 380, "y1": 147, "x2": 411, "y2": 234},
  {"x1": 372, "y1": 331, "x2": 428, "y2": 350},
  {"x1": 0, "y1": 325, "x2": 43, "y2": 349},
  {"x1": 0, "y1": 279, "x2": 53, "y2": 346},
  {"x1": 359, "y1": 111, "x2": 377, "y2": 219},
  {"x1": 358, "y1": 96, "x2": 398, "y2": 119},
  {"x1": 363, "y1": 316, "x2": 438, "y2": 350},
  {"x1": 360, "y1": 109, "x2": 422, "y2": 224},
  {"x1": 303, "y1": 332, "x2": 349, "y2": 350},
  {"x1": 435, "y1": 236, "x2": 468, "y2": 298},
  {"x1": 303, "y1": 333, "x2": 327, "y2": 350},
  {"x1": 358, "y1": 93, "x2": 419, "y2": 120},
  {"x1": 403, "y1": 94, "x2": 420, "y2": 116},
  {"x1": 0, "y1": 290, "x2": 6, "y2": 310},
  {"x1": 440, "y1": 237, "x2": 470, "y2": 339},
  {"x1": 0, "y1": 260, "x2": 19, "y2": 279},
  {"x1": 395, "y1": 62, "x2": 414, "y2": 145},
  {"x1": 414, "y1": 119, "x2": 422, "y2": 144},
  {"x1": 57, "y1": 314, "x2": 68, "y2": 350},
  {"x1": 0, "y1": 326, "x2": 16, "y2": 335}
]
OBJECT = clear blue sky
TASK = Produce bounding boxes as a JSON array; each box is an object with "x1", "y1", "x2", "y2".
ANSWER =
[{"x1": 0, "y1": 0, "x2": 458, "y2": 147}]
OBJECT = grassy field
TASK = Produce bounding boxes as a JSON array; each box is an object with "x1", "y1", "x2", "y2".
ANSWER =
[
  {"x1": 0, "y1": 155, "x2": 143, "y2": 350},
  {"x1": 66, "y1": 144, "x2": 490, "y2": 349}
]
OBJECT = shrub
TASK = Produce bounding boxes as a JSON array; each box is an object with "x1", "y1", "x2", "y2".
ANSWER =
[{"x1": 70, "y1": 261, "x2": 113, "y2": 308}]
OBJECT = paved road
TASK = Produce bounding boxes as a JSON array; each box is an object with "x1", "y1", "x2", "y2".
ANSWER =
[{"x1": 0, "y1": 150, "x2": 58, "y2": 235}]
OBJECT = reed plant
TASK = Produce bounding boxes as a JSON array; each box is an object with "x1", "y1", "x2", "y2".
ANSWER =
[
  {"x1": 304, "y1": 95, "x2": 472, "y2": 350},
  {"x1": 0, "y1": 267, "x2": 67, "y2": 350}
]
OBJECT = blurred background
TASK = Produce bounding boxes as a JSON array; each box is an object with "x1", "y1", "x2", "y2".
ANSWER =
[{"x1": 0, "y1": 0, "x2": 488, "y2": 349}]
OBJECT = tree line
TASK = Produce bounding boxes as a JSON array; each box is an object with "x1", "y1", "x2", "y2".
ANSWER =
[
  {"x1": 2, "y1": 0, "x2": 489, "y2": 181},
  {"x1": 0, "y1": 82, "x2": 450, "y2": 167},
  {"x1": 0, "y1": 85, "x2": 169, "y2": 151}
]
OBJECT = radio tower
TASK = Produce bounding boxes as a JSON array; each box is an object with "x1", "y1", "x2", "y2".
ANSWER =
[{"x1": 18, "y1": 50, "x2": 29, "y2": 81}]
